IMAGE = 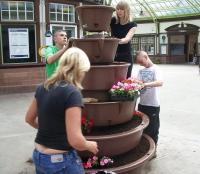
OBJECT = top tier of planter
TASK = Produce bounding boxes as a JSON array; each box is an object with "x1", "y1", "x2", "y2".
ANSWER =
[{"x1": 76, "y1": 5, "x2": 115, "y2": 32}]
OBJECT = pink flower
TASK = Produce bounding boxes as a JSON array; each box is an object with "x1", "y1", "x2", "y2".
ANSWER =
[
  {"x1": 83, "y1": 162, "x2": 92, "y2": 169},
  {"x1": 125, "y1": 85, "x2": 132, "y2": 91},
  {"x1": 112, "y1": 85, "x2": 119, "y2": 89},
  {"x1": 83, "y1": 155, "x2": 114, "y2": 169},
  {"x1": 133, "y1": 111, "x2": 143, "y2": 118},
  {"x1": 93, "y1": 156, "x2": 98, "y2": 161},
  {"x1": 110, "y1": 77, "x2": 144, "y2": 100},
  {"x1": 103, "y1": 158, "x2": 109, "y2": 164},
  {"x1": 86, "y1": 161, "x2": 92, "y2": 168},
  {"x1": 100, "y1": 160, "x2": 105, "y2": 166},
  {"x1": 81, "y1": 116, "x2": 94, "y2": 134}
]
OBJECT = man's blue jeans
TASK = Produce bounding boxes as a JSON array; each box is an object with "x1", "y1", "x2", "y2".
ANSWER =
[{"x1": 32, "y1": 149, "x2": 84, "y2": 174}]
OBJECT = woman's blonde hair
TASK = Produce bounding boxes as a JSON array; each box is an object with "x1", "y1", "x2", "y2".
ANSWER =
[
  {"x1": 44, "y1": 47, "x2": 90, "y2": 90},
  {"x1": 116, "y1": 1, "x2": 130, "y2": 24}
]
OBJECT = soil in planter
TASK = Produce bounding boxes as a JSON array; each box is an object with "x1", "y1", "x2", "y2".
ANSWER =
[
  {"x1": 83, "y1": 117, "x2": 142, "y2": 136},
  {"x1": 112, "y1": 137, "x2": 149, "y2": 167},
  {"x1": 83, "y1": 136, "x2": 150, "y2": 169}
]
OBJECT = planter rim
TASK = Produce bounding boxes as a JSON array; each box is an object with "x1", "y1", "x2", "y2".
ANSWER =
[
  {"x1": 85, "y1": 134, "x2": 155, "y2": 173},
  {"x1": 85, "y1": 114, "x2": 149, "y2": 140},
  {"x1": 76, "y1": 5, "x2": 115, "y2": 10},
  {"x1": 74, "y1": 38, "x2": 120, "y2": 41},
  {"x1": 84, "y1": 101, "x2": 135, "y2": 105},
  {"x1": 89, "y1": 62, "x2": 130, "y2": 68}
]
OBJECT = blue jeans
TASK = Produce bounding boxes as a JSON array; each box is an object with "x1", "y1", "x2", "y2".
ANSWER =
[{"x1": 32, "y1": 149, "x2": 84, "y2": 174}]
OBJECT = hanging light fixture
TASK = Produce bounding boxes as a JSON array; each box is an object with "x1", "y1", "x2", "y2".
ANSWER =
[
  {"x1": 139, "y1": 9, "x2": 144, "y2": 16},
  {"x1": 139, "y1": 4, "x2": 144, "y2": 16}
]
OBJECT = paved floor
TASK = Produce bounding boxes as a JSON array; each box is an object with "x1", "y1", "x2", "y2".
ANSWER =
[{"x1": 0, "y1": 64, "x2": 200, "y2": 174}]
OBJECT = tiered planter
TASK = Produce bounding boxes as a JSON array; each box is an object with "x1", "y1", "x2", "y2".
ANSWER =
[
  {"x1": 75, "y1": 5, "x2": 155, "y2": 174},
  {"x1": 85, "y1": 134, "x2": 155, "y2": 174},
  {"x1": 83, "y1": 101, "x2": 137, "y2": 126},
  {"x1": 79, "y1": 113, "x2": 149, "y2": 157},
  {"x1": 76, "y1": 5, "x2": 115, "y2": 32}
]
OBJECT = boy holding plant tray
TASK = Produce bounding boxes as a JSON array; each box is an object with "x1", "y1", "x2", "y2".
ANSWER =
[{"x1": 135, "y1": 51, "x2": 163, "y2": 158}]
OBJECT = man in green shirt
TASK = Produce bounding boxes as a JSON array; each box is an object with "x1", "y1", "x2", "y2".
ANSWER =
[{"x1": 45, "y1": 30, "x2": 69, "y2": 79}]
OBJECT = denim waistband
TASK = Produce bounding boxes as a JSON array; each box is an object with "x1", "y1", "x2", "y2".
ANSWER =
[
  {"x1": 33, "y1": 148, "x2": 74, "y2": 158},
  {"x1": 32, "y1": 148, "x2": 84, "y2": 174}
]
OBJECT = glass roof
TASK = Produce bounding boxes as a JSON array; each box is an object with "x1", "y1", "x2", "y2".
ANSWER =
[{"x1": 110, "y1": 0, "x2": 200, "y2": 21}]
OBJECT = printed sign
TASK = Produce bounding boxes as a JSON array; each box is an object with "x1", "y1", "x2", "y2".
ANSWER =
[{"x1": 9, "y1": 28, "x2": 29, "y2": 59}]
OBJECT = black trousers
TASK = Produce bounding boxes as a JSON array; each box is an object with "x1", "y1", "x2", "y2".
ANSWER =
[
  {"x1": 115, "y1": 55, "x2": 133, "y2": 78},
  {"x1": 138, "y1": 104, "x2": 160, "y2": 144}
]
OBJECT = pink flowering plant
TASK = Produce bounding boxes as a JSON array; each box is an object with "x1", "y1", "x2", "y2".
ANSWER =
[
  {"x1": 133, "y1": 111, "x2": 143, "y2": 120},
  {"x1": 81, "y1": 115, "x2": 94, "y2": 134},
  {"x1": 83, "y1": 156, "x2": 114, "y2": 169},
  {"x1": 109, "y1": 77, "x2": 144, "y2": 101}
]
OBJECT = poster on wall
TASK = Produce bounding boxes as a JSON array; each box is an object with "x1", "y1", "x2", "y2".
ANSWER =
[
  {"x1": 161, "y1": 45, "x2": 167, "y2": 55},
  {"x1": 45, "y1": 30, "x2": 53, "y2": 46},
  {"x1": 8, "y1": 28, "x2": 29, "y2": 59},
  {"x1": 160, "y1": 34, "x2": 168, "y2": 44}
]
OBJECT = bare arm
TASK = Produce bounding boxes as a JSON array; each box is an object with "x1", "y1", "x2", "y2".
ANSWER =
[
  {"x1": 144, "y1": 80, "x2": 163, "y2": 88},
  {"x1": 119, "y1": 27, "x2": 136, "y2": 44},
  {"x1": 25, "y1": 98, "x2": 38, "y2": 129},
  {"x1": 66, "y1": 107, "x2": 98, "y2": 154},
  {"x1": 47, "y1": 45, "x2": 69, "y2": 64}
]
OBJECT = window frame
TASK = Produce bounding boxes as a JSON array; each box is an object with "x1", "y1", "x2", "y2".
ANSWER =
[
  {"x1": 132, "y1": 35, "x2": 156, "y2": 56},
  {"x1": 140, "y1": 36, "x2": 155, "y2": 55},
  {"x1": 0, "y1": 1, "x2": 34, "y2": 22},
  {"x1": 0, "y1": 0, "x2": 40, "y2": 66},
  {"x1": 49, "y1": 3, "x2": 75, "y2": 23},
  {"x1": 1, "y1": 24, "x2": 37, "y2": 64},
  {"x1": 50, "y1": 24, "x2": 77, "y2": 38}
]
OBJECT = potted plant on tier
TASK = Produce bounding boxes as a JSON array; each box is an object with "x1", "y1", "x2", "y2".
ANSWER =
[
  {"x1": 81, "y1": 115, "x2": 94, "y2": 134},
  {"x1": 109, "y1": 78, "x2": 144, "y2": 101},
  {"x1": 83, "y1": 155, "x2": 114, "y2": 169}
]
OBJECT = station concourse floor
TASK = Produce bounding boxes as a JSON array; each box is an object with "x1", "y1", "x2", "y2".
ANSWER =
[{"x1": 0, "y1": 64, "x2": 200, "y2": 174}]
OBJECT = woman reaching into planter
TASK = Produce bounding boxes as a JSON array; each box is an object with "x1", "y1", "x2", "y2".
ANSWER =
[
  {"x1": 110, "y1": 1, "x2": 137, "y2": 78},
  {"x1": 25, "y1": 47, "x2": 98, "y2": 174}
]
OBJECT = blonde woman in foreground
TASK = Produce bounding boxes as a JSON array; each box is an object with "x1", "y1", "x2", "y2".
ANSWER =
[{"x1": 25, "y1": 47, "x2": 98, "y2": 174}]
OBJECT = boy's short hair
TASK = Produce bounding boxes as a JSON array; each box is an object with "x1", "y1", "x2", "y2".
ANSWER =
[{"x1": 135, "y1": 51, "x2": 148, "y2": 59}]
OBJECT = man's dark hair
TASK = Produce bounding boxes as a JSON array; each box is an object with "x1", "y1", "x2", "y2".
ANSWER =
[{"x1": 53, "y1": 30, "x2": 67, "y2": 37}]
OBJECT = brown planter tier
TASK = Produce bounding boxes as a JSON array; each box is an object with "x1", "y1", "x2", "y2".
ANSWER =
[
  {"x1": 109, "y1": 94, "x2": 139, "y2": 102},
  {"x1": 83, "y1": 100, "x2": 136, "y2": 126},
  {"x1": 84, "y1": 34, "x2": 106, "y2": 38},
  {"x1": 73, "y1": 38, "x2": 119, "y2": 64},
  {"x1": 76, "y1": 5, "x2": 115, "y2": 32},
  {"x1": 82, "y1": 90, "x2": 109, "y2": 102},
  {"x1": 84, "y1": 134, "x2": 156, "y2": 174},
  {"x1": 79, "y1": 113, "x2": 149, "y2": 157},
  {"x1": 83, "y1": 62, "x2": 130, "y2": 90}
]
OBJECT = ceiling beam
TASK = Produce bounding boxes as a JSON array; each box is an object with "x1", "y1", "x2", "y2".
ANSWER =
[
  {"x1": 134, "y1": 0, "x2": 157, "y2": 22},
  {"x1": 193, "y1": 0, "x2": 200, "y2": 7},
  {"x1": 135, "y1": 0, "x2": 159, "y2": 34},
  {"x1": 186, "y1": 0, "x2": 200, "y2": 13}
]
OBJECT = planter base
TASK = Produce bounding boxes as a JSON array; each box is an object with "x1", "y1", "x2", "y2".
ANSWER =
[
  {"x1": 79, "y1": 114, "x2": 149, "y2": 157},
  {"x1": 85, "y1": 134, "x2": 155, "y2": 174}
]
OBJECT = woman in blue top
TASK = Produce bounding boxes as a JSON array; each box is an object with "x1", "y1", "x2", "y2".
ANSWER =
[
  {"x1": 110, "y1": 1, "x2": 137, "y2": 78},
  {"x1": 25, "y1": 47, "x2": 98, "y2": 174}
]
